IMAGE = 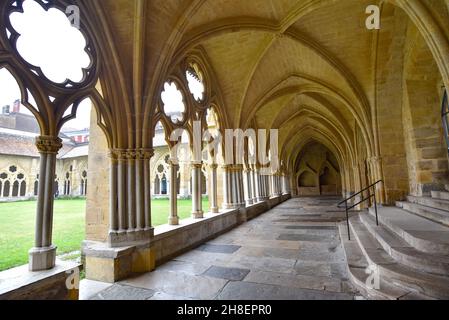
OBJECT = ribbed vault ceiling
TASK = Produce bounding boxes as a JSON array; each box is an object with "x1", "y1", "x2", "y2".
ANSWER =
[{"x1": 87, "y1": 0, "x2": 449, "y2": 172}]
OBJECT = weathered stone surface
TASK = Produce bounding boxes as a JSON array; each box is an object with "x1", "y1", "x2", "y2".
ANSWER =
[
  {"x1": 216, "y1": 281, "x2": 353, "y2": 300},
  {"x1": 90, "y1": 284, "x2": 155, "y2": 300},
  {"x1": 121, "y1": 270, "x2": 229, "y2": 300},
  {"x1": 203, "y1": 266, "x2": 250, "y2": 281},
  {"x1": 196, "y1": 244, "x2": 242, "y2": 254},
  {"x1": 158, "y1": 260, "x2": 210, "y2": 276}
]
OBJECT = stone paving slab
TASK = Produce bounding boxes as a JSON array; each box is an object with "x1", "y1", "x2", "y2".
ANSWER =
[
  {"x1": 285, "y1": 225, "x2": 337, "y2": 230},
  {"x1": 244, "y1": 270, "x2": 343, "y2": 293},
  {"x1": 196, "y1": 244, "x2": 242, "y2": 254},
  {"x1": 174, "y1": 250, "x2": 233, "y2": 266},
  {"x1": 149, "y1": 292, "x2": 195, "y2": 300},
  {"x1": 158, "y1": 260, "x2": 211, "y2": 276},
  {"x1": 225, "y1": 255, "x2": 297, "y2": 274},
  {"x1": 121, "y1": 270, "x2": 229, "y2": 300},
  {"x1": 216, "y1": 281, "x2": 354, "y2": 300},
  {"x1": 203, "y1": 266, "x2": 250, "y2": 281},
  {"x1": 235, "y1": 246, "x2": 300, "y2": 260},
  {"x1": 90, "y1": 284, "x2": 155, "y2": 300},
  {"x1": 294, "y1": 261, "x2": 332, "y2": 277},
  {"x1": 277, "y1": 233, "x2": 335, "y2": 242},
  {"x1": 79, "y1": 279, "x2": 113, "y2": 300}
]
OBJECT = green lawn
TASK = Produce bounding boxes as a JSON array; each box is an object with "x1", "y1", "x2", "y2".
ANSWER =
[{"x1": 0, "y1": 197, "x2": 209, "y2": 271}]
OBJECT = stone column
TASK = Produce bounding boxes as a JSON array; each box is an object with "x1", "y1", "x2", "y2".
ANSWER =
[
  {"x1": 234, "y1": 165, "x2": 245, "y2": 208},
  {"x1": 210, "y1": 164, "x2": 219, "y2": 213},
  {"x1": 250, "y1": 168, "x2": 257, "y2": 203},
  {"x1": 282, "y1": 174, "x2": 288, "y2": 195},
  {"x1": 271, "y1": 174, "x2": 276, "y2": 197},
  {"x1": 135, "y1": 150, "x2": 145, "y2": 231},
  {"x1": 127, "y1": 153, "x2": 136, "y2": 231},
  {"x1": 191, "y1": 162, "x2": 203, "y2": 218},
  {"x1": 109, "y1": 152, "x2": 119, "y2": 233},
  {"x1": 244, "y1": 168, "x2": 253, "y2": 206},
  {"x1": 142, "y1": 149, "x2": 154, "y2": 233},
  {"x1": 169, "y1": 159, "x2": 179, "y2": 225},
  {"x1": 222, "y1": 165, "x2": 232, "y2": 209},
  {"x1": 263, "y1": 175, "x2": 268, "y2": 199},
  {"x1": 29, "y1": 136, "x2": 62, "y2": 271},
  {"x1": 255, "y1": 168, "x2": 263, "y2": 202},
  {"x1": 108, "y1": 149, "x2": 154, "y2": 246}
]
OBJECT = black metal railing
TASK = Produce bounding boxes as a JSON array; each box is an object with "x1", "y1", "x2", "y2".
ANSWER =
[{"x1": 337, "y1": 180, "x2": 383, "y2": 240}]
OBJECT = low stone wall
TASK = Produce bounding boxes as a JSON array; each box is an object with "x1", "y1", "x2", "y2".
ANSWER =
[
  {"x1": 152, "y1": 209, "x2": 240, "y2": 266},
  {"x1": 0, "y1": 260, "x2": 81, "y2": 300},
  {"x1": 83, "y1": 196, "x2": 291, "y2": 284}
]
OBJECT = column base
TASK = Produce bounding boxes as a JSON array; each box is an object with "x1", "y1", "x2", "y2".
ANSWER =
[
  {"x1": 210, "y1": 207, "x2": 219, "y2": 213},
  {"x1": 108, "y1": 228, "x2": 154, "y2": 248},
  {"x1": 222, "y1": 203, "x2": 234, "y2": 210},
  {"x1": 29, "y1": 245, "x2": 57, "y2": 271},
  {"x1": 168, "y1": 216, "x2": 180, "y2": 225},
  {"x1": 192, "y1": 211, "x2": 204, "y2": 219},
  {"x1": 83, "y1": 241, "x2": 155, "y2": 283},
  {"x1": 246, "y1": 200, "x2": 254, "y2": 206}
]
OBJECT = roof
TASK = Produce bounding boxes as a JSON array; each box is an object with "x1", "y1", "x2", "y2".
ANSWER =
[
  {"x1": 0, "y1": 132, "x2": 40, "y2": 157},
  {"x1": 59, "y1": 144, "x2": 89, "y2": 159},
  {"x1": 0, "y1": 130, "x2": 86, "y2": 160}
]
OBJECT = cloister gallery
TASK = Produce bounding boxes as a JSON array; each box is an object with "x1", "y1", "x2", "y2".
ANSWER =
[{"x1": 1, "y1": 0, "x2": 449, "y2": 301}]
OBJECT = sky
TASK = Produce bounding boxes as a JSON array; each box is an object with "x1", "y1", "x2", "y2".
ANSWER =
[{"x1": 0, "y1": 0, "x2": 205, "y2": 131}]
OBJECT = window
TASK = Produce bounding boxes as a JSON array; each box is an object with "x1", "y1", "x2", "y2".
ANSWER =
[
  {"x1": 0, "y1": 166, "x2": 27, "y2": 198},
  {"x1": 8, "y1": 0, "x2": 92, "y2": 85},
  {"x1": 80, "y1": 170, "x2": 88, "y2": 196},
  {"x1": 161, "y1": 82, "x2": 185, "y2": 123},
  {"x1": 186, "y1": 63, "x2": 205, "y2": 102},
  {"x1": 64, "y1": 172, "x2": 71, "y2": 195}
]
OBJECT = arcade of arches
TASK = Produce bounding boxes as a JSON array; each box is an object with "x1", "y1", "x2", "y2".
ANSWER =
[{"x1": 1, "y1": 0, "x2": 449, "y2": 300}]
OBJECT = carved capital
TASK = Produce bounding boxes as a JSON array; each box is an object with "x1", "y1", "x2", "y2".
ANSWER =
[
  {"x1": 210, "y1": 163, "x2": 218, "y2": 170},
  {"x1": 191, "y1": 162, "x2": 203, "y2": 169},
  {"x1": 35, "y1": 136, "x2": 63, "y2": 154},
  {"x1": 137, "y1": 148, "x2": 154, "y2": 160},
  {"x1": 221, "y1": 164, "x2": 232, "y2": 171}
]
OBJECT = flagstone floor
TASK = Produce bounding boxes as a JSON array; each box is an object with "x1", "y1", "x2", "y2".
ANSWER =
[{"x1": 80, "y1": 197, "x2": 360, "y2": 300}]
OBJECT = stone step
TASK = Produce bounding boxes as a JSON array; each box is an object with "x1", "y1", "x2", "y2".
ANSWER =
[
  {"x1": 348, "y1": 215, "x2": 449, "y2": 299},
  {"x1": 369, "y1": 207, "x2": 449, "y2": 255},
  {"x1": 401, "y1": 198, "x2": 449, "y2": 226},
  {"x1": 408, "y1": 195, "x2": 449, "y2": 213},
  {"x1": 338, "y1": 223, "x2": 434, "y2": 300},
  {"x1": 359, "y1": 213, "x2": 449, "y2": 276},
  {"x1": 431, "y1": 191, "x2": 449, "y2": 201}
]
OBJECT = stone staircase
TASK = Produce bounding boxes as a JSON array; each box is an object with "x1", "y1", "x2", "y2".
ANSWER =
[{"x1": 339, "y1": 191, "x2": 449, "y2": 300}]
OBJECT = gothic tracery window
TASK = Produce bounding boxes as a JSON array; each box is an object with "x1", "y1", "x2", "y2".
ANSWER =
[
  {"x1": 161, "y1": 82, "x2": 185, "y2": 123},
  {"x1": 186, "y1": 63, "x2": 205, "y2": 102},
  {"x1": 80, "y1": 170, "x2": 88, "y2": 196},
  {"x1": 8, "y1": 0, "x2": 93, "y2": 86},
  {"x1": 0, "y1": 166, "x2": 27, "y2": 198}
]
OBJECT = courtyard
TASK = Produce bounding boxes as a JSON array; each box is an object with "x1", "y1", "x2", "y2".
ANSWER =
[{"x1": 0, "y1": 197, "x2": 209, "y2": 271}]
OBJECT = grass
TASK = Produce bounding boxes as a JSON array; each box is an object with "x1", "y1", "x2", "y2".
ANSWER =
[
  {"x1": 151, "y1": 197, "x2": 210, "y2": 226},
  {"x1": 0, "y1": 197, "x2": 209, "y2": 271}
]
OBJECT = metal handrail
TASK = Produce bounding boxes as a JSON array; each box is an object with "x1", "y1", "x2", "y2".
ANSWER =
[{"x1": 338, "y1": 180, "x2": 383, "y2": 240}]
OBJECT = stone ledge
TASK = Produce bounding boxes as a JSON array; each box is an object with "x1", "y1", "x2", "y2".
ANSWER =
[
  {"x1": 0, "y1": 260, "x2": 81, "y2": 300},
  {"x1": 82, "y1": 241, "x2": 135, "y2": 259},
  {"x1": 153, "y1": 208, "x2": 240, "y2": 241}
]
